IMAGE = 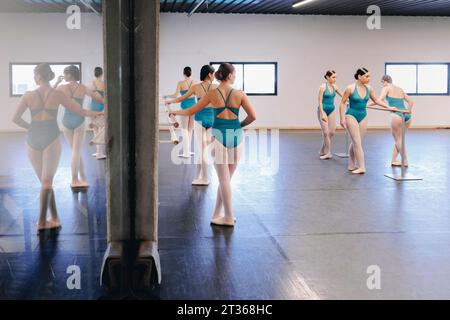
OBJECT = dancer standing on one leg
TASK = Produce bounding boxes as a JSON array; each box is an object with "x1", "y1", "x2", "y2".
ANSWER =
[
  {"x1": 371, "y1": 75, "x2": 413, "y2": 166},
  {"x1": 318, "y1": 70, "x2": 343, "y2": 160},
  {"x1": 55, "y1": 65, "x2": 104, "y2": 188},
  {"x1": 171, "y1": 63, "x2": 256, "y2": 227},
  {"x1": 165, "y1": 67, "x2": 196, "y2": 158},
  {"x1": 166, "y1": 65, "x2": 216, "y2": 186},
  {"x1": 339, "y1": 68, "x2": 397, "y2": 175},
  {"x1": 12, "y1": 64, "x2": 99, "y2": 232},
  {"x1": 90, "y1": 67, "x2": 107, "y2": 160}
]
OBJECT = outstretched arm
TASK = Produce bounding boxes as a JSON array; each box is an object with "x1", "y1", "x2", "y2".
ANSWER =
[
  {"x1": 240, "y1": 93, "x2": 257, "y2": 128},
  {"x1": 59, "y1": 92, "x2": 98, "y2": 117},
  {"x1": 166, "y1": 85, "x2": 196, "y2": 104},
  {"x1": 369, "y1": 87, "x2": 396, "y2": 111},
  {"x1": 85, "y1": 85, "x2": 105, "y2": 104},
  {"x1": 12, "y1": 93, "x2": 31, "y2": 130},
  {"x1": 368, "y1": 86, "x2": 388, "y2": 107},
  {"x1": 171, "y1": 91, "x2": 210, "y2": 117},
  {"x1": 334, "y1": 84, "x2": 343, "y2": 98},
  {"x1": 165, "y1": 82, "x2": 182, "y2": 99}
]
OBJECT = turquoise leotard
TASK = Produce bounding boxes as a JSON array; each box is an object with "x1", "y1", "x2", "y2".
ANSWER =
[
  {"x1": 386, "y1": 96, "x2": 411, "y2": 122},
  {"x1": 180, "y1": 81, "x2": 196, "y2": 110},
  {"x1": 91, "y1": 90, "x2": 105, "y2": 112},
  {"x1": 27, "y1": 90, "x2": 60, "y2": 151},
  {"x1": 346, "y1": 84, "x2": 370, "y2": 123},
  {"x1": 212, "y1": 89, "x2": 243, "y2": 149},
  {"x1": 63, "y1": 84, "x2": 85, "y2": 129},
  {"x1": 195, "y1": 82, "x2": 214, "y2": 129},
  {"x1": 321, "y1": 84, "x2": 336, "y2": 116}
]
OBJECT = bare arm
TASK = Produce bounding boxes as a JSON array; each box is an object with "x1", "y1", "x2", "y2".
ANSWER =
[
  {"x1": 339, "y1": 86, "x2": 352, "y2": 128},
  {"x1": 368, "y1": 86, "x2": 388, "y2": 107},
  {"x1": 240, "y1": 93, "x2": 257, "y2": 128},
  {"x1": 12, "y1": 93, "x2": 31, "y2": 130},
  {"x1": 318, "y1": 85, "x2": 325, "y2": 113},
  {"x1": 404, "y1": 93, "x2": 414, "y2": 113},
  {"x1": 171, "y1": 91, "x2": 210, "y2": 117},
  {"x1": 167, "y1": 84, "x2": 196, "y2": 104},
  {"x1": 85, "y1": 85, "x2": 105, "y2": 104},
  {"x1": 369, "y1": 87, "x2": 395, "y2": 110},
  {"x1": 58, "y1": 92, "x2": 97, "y2": 117},
  {"x1": 165, "y1": 82, "x2": 182, "y2": 99}
]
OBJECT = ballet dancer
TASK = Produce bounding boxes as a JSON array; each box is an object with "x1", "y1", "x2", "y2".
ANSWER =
[
  {"x1": 372, "y1": 75, "x2": 413, "y2": 166},
  {"x1": 166, "y1": 65, "x2": 216, "y2": 186},
  {"x1": 165, "y1": 67, "x2": 196, "y2": 158},
  {"x1": 318, "y1": 70, "x2": 343, "y2": 160},
  {"x1": 171, "y1": 63, "x2": 256, "y2": 227},
  {"x1": 12, "y1": 63, "x2": 99, "y2": 232},
  {"x1": 339, "y1": 68, "x2": 397, "y2": 174},
  {"x1": 54, "y1": 65, "x2": 104, "y2": 188},
  {"x1": 90, "y1": 67, "x2": 107, "y2": 160}
]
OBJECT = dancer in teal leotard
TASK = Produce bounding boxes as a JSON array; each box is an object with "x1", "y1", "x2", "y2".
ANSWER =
[
  {"x1": 171, "y1": 63, "x2": 256, "y2": 227},
  {"x1": 339, "y1": 68, "x2": 395, "y2": 174},
  {"x1": 13, "y1": 64, "x2": 98, "y2": 232},
  {"x1": 90, "y1": 67, "x2": 107, "y2": 160},
  {"x1": 166, "y1": 65, "x2": 217, "y2": 186},
  {"x1": 317, "y1": 70, "x2": 343, "y2": 160},
  {"x1": 165, "y1": 67, "x2": 196, "y2": 158},
  {"x1": 375, "y1": 75, "x2": 414, "y2": 166},
  {"x1": 55, "y1": 65, "x2": 104, "y2": 188}
]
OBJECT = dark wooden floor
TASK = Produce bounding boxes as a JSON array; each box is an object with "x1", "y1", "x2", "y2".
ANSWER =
[{"x1": 1, "y1": 130, "x2": 450, "y2": 299}]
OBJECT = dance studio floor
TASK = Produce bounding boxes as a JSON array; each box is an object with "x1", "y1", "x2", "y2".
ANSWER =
[{"x1": 1, "y1": 130, "x2": 450, "y2": 299}]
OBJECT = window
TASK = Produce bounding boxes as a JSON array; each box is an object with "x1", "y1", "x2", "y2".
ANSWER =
[
  {"x1": 385, "y1": 63, "x2": 449, "y2": 95},
  {"x1": 210, "y1": 62, "x2": 277, "y2": 96},
  {"x1": 10, "y1": 62, "x2": 82, "y2": 97}
]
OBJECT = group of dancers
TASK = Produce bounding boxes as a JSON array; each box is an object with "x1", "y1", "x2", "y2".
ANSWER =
[
  {"x1": 318, "y1": 68, "x2": 413, "y2": 174},
  {"x1": 165, "y1": 64, "x2": 412, "y2": 227},
  {"x1": 12, "y1": 63, "x2": 106, "y2": 232}
]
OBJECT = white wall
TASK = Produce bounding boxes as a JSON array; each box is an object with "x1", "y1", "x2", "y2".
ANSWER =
[
  {"x1": 160, "y1": 13, "x2": 450, "y2": 129},
  {"x1": 0, "y1": 13, "x2": 103, "y2": 132}
]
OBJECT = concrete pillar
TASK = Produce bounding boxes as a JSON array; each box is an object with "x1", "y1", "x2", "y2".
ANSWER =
[{"x1": 101, "y1": 0, "x2": 161, "y2": 291}]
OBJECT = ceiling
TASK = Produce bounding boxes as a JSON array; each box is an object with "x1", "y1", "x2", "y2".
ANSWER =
[{"x1": 1, "y1": 0, "x2": 450, "y2": 16}]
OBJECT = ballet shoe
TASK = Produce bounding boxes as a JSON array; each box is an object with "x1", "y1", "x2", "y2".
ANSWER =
[
  {"x1": 92, "y1": 153, "x2": 97, "y2": 157},
  {"x1": 36, "y1": 220, "x2": 62, "y2": 233},
  {"x1": 192, "y1": 179, "x2": 210, "y2": 186},
  {"x1": 212, "y1": 212, "x2": 237, "y2": 223},
  {"x1": 320, "y1": 153, "x2": 332, "y2": 160},
  {"x1": 352, "y1": 168, "x2": 366, "y2": 175},
  {"x1": 96, "y1": 154, "x2": 107, "y2": 160},
  {"x1": 190, "y1": 152, "x2": 195, "y2": 156},
  {"x1": 348, "y1": 166, "x2": 358, "y2": 171},
  {"x1": 391, "y1": 161, "x2": 402, "y2": 167},
  {"x1": 178, "y1": 154, "x2": 191, "y2": 159},
  {"x1": 210, "y1": 216, "x2": 235, "y2": 227},
  {"x1": 71, "y1": 181, "x2": 88, "y2": 189}
]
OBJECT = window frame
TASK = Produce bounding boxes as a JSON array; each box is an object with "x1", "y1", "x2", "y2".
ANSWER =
[
  {"x1": 210, "y1": 61, "x2": 278, "y2": 96},
  {"x1": 385, "y1": 62, "x2": 450, "y2": 96},
  {"x1": 10, "y1": 62, "x2": 83, "y2": 97}
]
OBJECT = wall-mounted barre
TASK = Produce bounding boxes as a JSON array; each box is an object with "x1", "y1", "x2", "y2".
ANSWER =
[
  {"x1": 159, "y1": 98, "x2": 180, "y2": 145},
  {"x1": 366, "y1": 106, "x2": 421, "y2": 181}
]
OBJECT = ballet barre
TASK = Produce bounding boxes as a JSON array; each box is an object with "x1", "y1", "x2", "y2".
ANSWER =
[
  {"x1": 366, "y1": 106, "x2": 421, "y2": 181},
  {"x1": 89, "y1": 114, "x2": 106, "y2": 146},
  {"x1": 159, "y1": 99, "x2": 179, "y2": 145},
  {"x1": 335, "y1": 103, "x2": 350, "y2": 158}
]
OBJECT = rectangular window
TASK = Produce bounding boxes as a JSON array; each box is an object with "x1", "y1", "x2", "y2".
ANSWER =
[
  {"x1": 210, "y1": 62, "x2": 277, "y2": 96},
  {"x1": 10, "y1": 62, "x2": 82, "y2": 97},
  {"x1": 385, "y1": 63, "x2": 449, "y2": 95}
]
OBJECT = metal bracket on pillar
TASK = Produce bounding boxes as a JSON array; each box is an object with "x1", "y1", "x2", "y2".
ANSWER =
[
  {"x1": 133, "y1": 241, "x2": 161, "y2": 290},
  {"x1": 100, "y1": 242, "x2": 125, "y2": 291}
]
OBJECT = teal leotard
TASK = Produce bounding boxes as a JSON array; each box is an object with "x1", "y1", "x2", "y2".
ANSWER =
[
  {"x1": 195, "y1": 82, "x2": 214, "y2": 129},
  {"x1": 346, "y1": 84, "x2": 370, "y2": 123},
  {"x1": 212, "y1": 89, "x2": 243, "y2": 149},
  {"x1": 27, "y1": 90, "x2": 60, "y2": 151},
  {"x1": 386, "y1": 96, "x2": 411, "y2": 122},
  {"x1": 321, "y1": 84, "x2": 336, "y2": 116},
  {"x1": 91, "y1": 89, "x2": 105, "y2": 112},
  {"x1": 63, "y1": 84, "x2": 85, "y2": 130},
  {"x1": 180, "y1": 81, "x2": 196, "y2": 110}
]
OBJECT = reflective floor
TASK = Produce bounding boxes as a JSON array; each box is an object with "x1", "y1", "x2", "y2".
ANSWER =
[{"x1": 1, "y1": 130, "x2": 450, "y2": 299}]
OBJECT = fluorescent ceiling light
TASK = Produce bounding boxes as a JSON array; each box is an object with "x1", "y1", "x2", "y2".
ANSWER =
[{"x1": 292, "y1": 0, "x2": 319, "y2": 8}]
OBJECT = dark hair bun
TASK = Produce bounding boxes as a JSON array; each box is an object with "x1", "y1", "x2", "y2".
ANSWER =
[
  {"x1": 34, "y1": 63, "x2": 55, "y2": 82},
  {"x1": 354, "y1": 67, "x2": 369, "y2": 80},
  {"x1": 64, "y1": 65, "x2": 81, "y2": 81},
  {"x1": 324, "y1": 70, "x2": 336, "y2": 80},
  {"x1": 183, "y1": 66, "x2": 192, "y2": 77},
  {"x1": 215, "y1": 63, "x2": 235, "y2": 82},
  {"x1": 95, "y1": 67, "x2": 103, "y2": 78}
]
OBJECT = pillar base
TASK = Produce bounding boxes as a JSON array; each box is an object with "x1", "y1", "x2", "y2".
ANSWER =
[
  {"x1": 100, "y1": 241, "x2": 125, "y2": 291},
  {"x1": 132, "y1": 241, "x2": 161, "y2": 291}
]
